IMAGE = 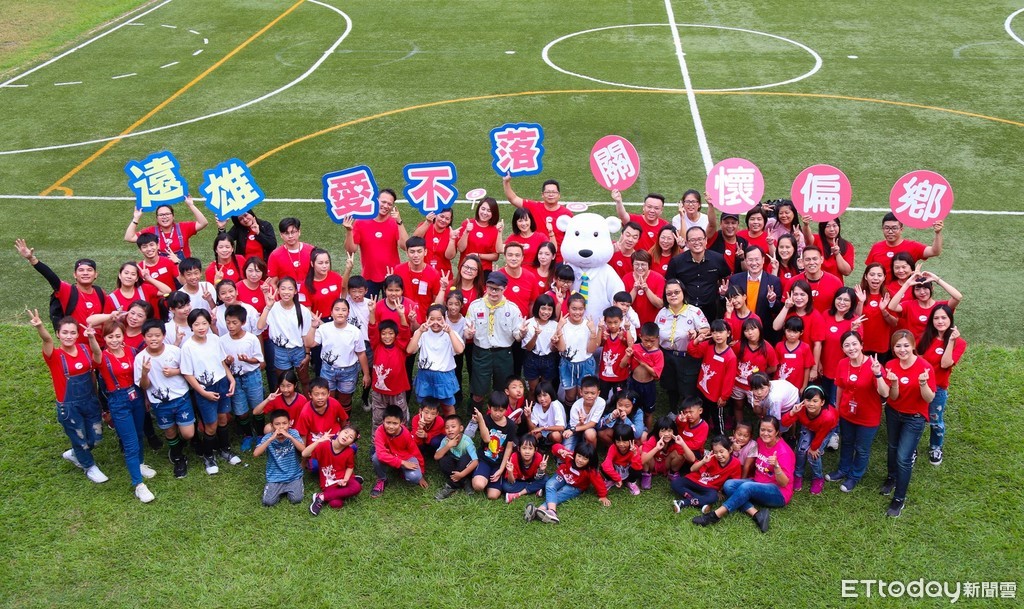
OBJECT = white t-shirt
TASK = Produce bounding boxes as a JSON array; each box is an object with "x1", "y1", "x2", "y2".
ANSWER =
[
  {"x1": 531, "y1": 401, "x2": 566, "y2": 429},
  {"x1": 314, "y1": 322, "x2": 364, "y2": 368},
  {"x1": 346, "y1": 297, "x2": 370, "y2": 343},
  {"x1": 180, "y1": 334, "x2": 228, "y2": 385},
  {"x1": 164, "y1": 320, "x2": 193, "y2": 346},
  {"x1": 215, "y1": 302, "x2": 260, "y2": 336},
  {"x1": 748, "y1": 379, "x2": 801, "y2": 429},
  {"x1": 134, "y1": 344, "x2": 190, "y2": 402},
  {"x1": 265, "y1": 302, "x2": 312, "y2": 349},
  {"x1": 569, "y1": 397, "x2": 606, "y2": 427},
  {"x1": 182, "y1": 283, "x2": 215, "y2": 312},
  {"x1": 522, "y1": 318, "x2": 557, "y2": 356},
  {"x1": 446, "y1": 313, "x2": 467, "y2": 341},
  {"x1": 560, "y1": 320, "x2": 593, "y2": 363},
  {"x1": 416, "y1": 329, "x2": 459, "y2": 372},
  {"x1": 672, "y1": 213, "x2": 709, "y2": 233},
  {"x1": 220, "y1": 331, "x2": 264, "y2": 376}
]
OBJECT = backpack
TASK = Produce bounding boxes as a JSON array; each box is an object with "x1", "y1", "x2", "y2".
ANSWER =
[{"x1": 50, "y1": 285, "x2": 106, "y2": 330}]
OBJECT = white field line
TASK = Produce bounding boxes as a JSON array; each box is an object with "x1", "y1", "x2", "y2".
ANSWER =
[
  {"x1": 1006, "y1": 8, "x2": 1024, "y2": 47},
  {"x1": 160, "y1": 61, "x2": 179, "y2": 69},
  {"x1": 0, "y1": 0, "x2": 176, "y2": 87},
  {"x1": 1, "y1": 194, "x2": 1021, "y2": 216},
  {"x1": 663, "y1": 0, "x2": 714, "y2": 173},
  {"x1": 54, "y1": 81, "x2": 82, "y2": 86},
  {"x1": 0, "y1": 0, "x2": 353, "y2": 156},
  {"x1": 112, "y1": 73, "x2": 137, "y2": 79}
]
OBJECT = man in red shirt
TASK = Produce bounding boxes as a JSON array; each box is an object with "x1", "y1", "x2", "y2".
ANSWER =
[
  {"x1": 394, "y1": 236, "x2": 442, "y2": 315},
  {"x1": 344, "y1": 188, "x2": 409, "y2": 297},
  {"x1": 864, "y1": 212, "x2": 944, "y2": 282},
  {"x1": 612, "y1": 189, "x2": 669, "y2": 252},
  {"x1": 609, "y1": 221, "x2": 642, "y2": 279},
  {"x1": 16, "y1": 239, "x2": 106, "y2": 342},
  {"x1": 794, "y1": 245, "x2": 844, "y2": 314},
  {"x1": 503, "y1": 175, "x2": 572, "y2": 256},
  {"x1": 124, "y1": 196, "x2": 209, "y2": 259},
  {"x1": 266, "y1": 217, "x2": 315, "y2": 287}
]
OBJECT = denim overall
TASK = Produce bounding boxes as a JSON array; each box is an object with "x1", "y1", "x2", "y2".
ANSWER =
[
  {"x1": 55, "y1": 350, "x2": 104, "y2": 469},
  {"x1": 103, "y1": 351, "x2": 145, "y2": 486}
]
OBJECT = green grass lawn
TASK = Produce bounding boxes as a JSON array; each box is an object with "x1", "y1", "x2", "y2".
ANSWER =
[{"x1": 1, "y1": 1, "x2": 1023, "y2": 606}]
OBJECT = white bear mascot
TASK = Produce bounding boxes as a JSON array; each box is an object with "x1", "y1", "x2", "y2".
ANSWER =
[{"x1": 556, "y1": 213, "x2": 625, "y2": 326}]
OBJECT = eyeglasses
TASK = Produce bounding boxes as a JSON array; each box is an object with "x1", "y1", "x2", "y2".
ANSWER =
[
  {"x1": 461, "y1": 265, "x2": 478, "y2": 272},
  {"x1": 686, "y1": 238, "x2": 704, "y2": 244},
  {"x1": 882, "y1": 225, "x2": 901, "y2": 232},
  {"x1": 665, "y1": 290, "x2": 683, "y2": 296},
  {"x1": 157, "y1": 213, "x2": 173, "y2": 218},
  {"x1": 486, "y1": 285, "x2": 504, "y2": 291}
]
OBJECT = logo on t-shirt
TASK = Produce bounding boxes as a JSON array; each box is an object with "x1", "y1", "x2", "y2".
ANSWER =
[
  {"x1": 849, "y1": 373, "x2": 858, "y2": 382},
  {"x1": 887, "y1": 252, "x2": 894, "y2": 258},
  {"x1": 935, "y1": 347, "x2": 945, "y2": 355},
  {"x1": 918, "y1": 315, "x2": 927, "y2": 322},
  {"x1": 869, "y1": 301, "x2": 878, "y2": 308},
  {"x1": 830, "y1": 326, "x2": 838, "y2": 333},
  {"x1": 900, "y1": 376, "x2": 909, "y2": 385},
  {"x1": 476, "y1": 232, "x2": 484, "y2": 238},
  {"x1": 375, "y1": 232, "x2": 383, "y2": 238},
  {"x1": 512, "y1": 286, "x2": 520, "y2": 293},
  {"x1": 321, "y1": 288, "x2": 329, "y2": 295}
]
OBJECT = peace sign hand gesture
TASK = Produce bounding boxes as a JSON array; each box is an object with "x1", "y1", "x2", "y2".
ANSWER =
[{"x1": 25, "y1": 307, "x2": 42, "y2": 327}]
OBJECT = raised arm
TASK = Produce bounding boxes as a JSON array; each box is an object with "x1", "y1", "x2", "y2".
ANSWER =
[
  {"x1": 923, "y1": 221, "x2": 943, "y2": 259},
  {"x1": 15, "y1": 239, "x2": 62, "y2": 292},
  {"x1": 611, "y1": 189, "x2": 631, "y2": 226},
  {"x1": 185, "y1": 195, "x2": 209, "y2": 232},
  {"x1": 124, "y1": 208, "x2": 144, "y2": 244},
  {"x1": 502, "y1": 174, "x2": 524, "y2": 208}
]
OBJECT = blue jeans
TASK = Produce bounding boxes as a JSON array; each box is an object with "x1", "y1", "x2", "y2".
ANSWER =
[
  {"x1": 56, "y1": 373, "x2": 103, "y2": 469},
  {"x1": 670, "y1": 476, "x2": 719, "y2": 506},
  {"x1": 929, "y1": 387, "x2": 947, "y2": 451},
  {"x1": 795, "y1": 427, "x2": 836, "y2": 480},
  {"x1": 231, "y1": 371, "x2": 265, "y2": 416},
  {"x1": 885, "y1": 406, "x2": 926, "y2": 501},
  {"x1": 837, "y1": 418, "x2": 879, "y2": 483},
  {"x1": 370, "y1": 452, "x2": 423, "y2": 484},
  {"x1": 721, "y1": 479, "x2": 786, "y2": 513},
  {"x1": 503, "y1": 475, "x2": 547, "y2": 494},
  {"x1": 544, "y1": 475, "x2": 583, "y2": 506},
  {"x1": 106, "y1": 387, "x2": 146, "y2": 486},
  {"x1": 194, "y1": 376, "x2": 231, "y2": 424}
]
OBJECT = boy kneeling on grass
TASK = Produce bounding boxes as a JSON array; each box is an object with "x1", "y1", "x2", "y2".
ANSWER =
[
  {"x1": 254, "y1": 409, "x2": 306, "y2": 507},
  {"x1": 370, "y1": 404, "x2": 429, "y2": 498},
  {"x1": 434, "y1": 414, "x2": 479, "y2": 500}
]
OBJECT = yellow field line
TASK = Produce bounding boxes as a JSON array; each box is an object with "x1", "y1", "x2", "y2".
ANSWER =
[
  {"x1": 249, "y1": 88, "x2": 1024, "y2": 167},
  {"x1": 41, "y1": 0, "x2": 308, "y2": 196}
]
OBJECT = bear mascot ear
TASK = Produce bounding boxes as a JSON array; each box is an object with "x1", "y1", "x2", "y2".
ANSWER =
[
  {"x1": 606, "y1": 216, "x2": 622, "y2": 235},
  {"x1": 555, "y1": 214, "x2": 572, "y2": 234}
]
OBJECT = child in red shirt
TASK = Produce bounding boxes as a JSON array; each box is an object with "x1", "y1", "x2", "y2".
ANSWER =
[
  {"x1": 502, "y1": 434, "x2": 548, "y2": 503},
  {"x1": 597, "y1": 306, "x2": 633, "y2": 399},
  {"x1": 781, "y1": 386, "x2": 839, "y2": 495},
  {"x1": 305, "y1": 426, "x2": 363, "y2": 514},
  {"x1": 688, "y1": 319, "x2": 739, "y2": 434},
  {"x1": 370, "y1": 405, "x2": 428, "y2": 498},
  {"x1": 674, "y1": 397, "x2": 710, "y2": 465},
  {"x1": 368, "y1": 304, "x2": 412, "y2": 435},
  {"x1": 731, "y1": 318, "x2": 778, "y2": 430},
  {"x1": 411, "y1": 399, "x2": 445, "y2": 463},
  {"x1": 671, "y1": 435, "x2": 742, "y2": 512},
  {"x1": 526, "y1": 441, "x2": 608, "y2": 524},
  {"x1": 640, "y1": 416, "x2": 686, "y2": 489},
  {"x1": 600, "y1": 424, "x2": 643, "y2": 496},
  {"x1": 252, "y1": 369, "x2": 307, "y2": 434},
  {"x1": 774, "y1": 316, "x2": 815, "y2": 391},
  {"x1": 294, "y1": 379, "x2": 349, "y2": 449},
  {"x1": 627, "y1": 322, "x2": 664, "y2": 433}
]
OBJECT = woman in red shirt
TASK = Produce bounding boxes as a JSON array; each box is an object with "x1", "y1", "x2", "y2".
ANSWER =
[
  {"x1": 829, "y1": 331, "x2": 884, "y2": 492},
  {"x1": 887, "y1": 270, "x2": 962, "y2": 341},
  {"x1": 648, "y1": 226, "x2": 682, "y2": 276},
  {"x1": 505, "y1": 207, "x2": 549, "y2": 267},
  {"x1": 853, "y1": 263, "x2": 897, "y2": 362},
  {"x1": 918, "y1": 304, "x2": 966, "y2": 466},
  {"x1": 771, "y1": 233, "x2": 803, "y2": 295},
  {"x1": 412, "y1": 209, "x2": 457, "y2": 276},
  {"x1": 107, "y1": 261, "x2": 171, "y2": 314},
  {"x1": 819, "y1": 287, "x2": 866, "y2": 404},
  {"x1": 738, "y1": 205, "x2": 772, "y2": 273},
  {"x1": 205, "y1": 233, "x2": 247, "y2": 285},
  {"x1": 878, "y1": 329, "x2": 936, "y2": 517},
  {"x1": 456, "y1": 197, "x2": 503, "y2": 272},
  {"x1": 449, "y1": 254, "x2": 485, "y2": 316},
  {"x1": 804, "y1": 217, "x2": 854, "y2": 280},
  {"x1": 772, "y1": 280, "x2": 824, "y2": 381},
  {"x1": 531, "y1": 242, "x2": 557, "y2": 296}
]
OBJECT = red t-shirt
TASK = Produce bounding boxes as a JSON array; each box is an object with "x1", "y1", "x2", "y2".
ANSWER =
[
  {"x1": 708, "y1": 233, "x2": 742, "y2": 273},
  {"x1": 609, "y1": 248, "x2": 635, "y2": 279},
  {"x1": 919, "y1": 336, "x2": 967, "y2": 389},
  {"x1": 123, "y1": 332, "x2": 145, "y2": 352},
  {"x1": 505, "y1": 232, "x2": 548, "y2": 267},
  {"x1": 685, "y1": 455, "x2": 741, "y2": 490},
  {"x1": 835, "y1": 357, "x2": 883, "y2": 427},
  {"x1": 368, "y1": 323, "x2": 412, "y2": 396},
  {"x1": 551, "y1": 443, "x2": 606, "y2": 497},
  {"x1": 899, "y1": 299, "x2": 950, "y2": 341},
  {"x1": 813, "y1": 235, "x2": 855, "y2": 279},
  {"x1": 422, "y1": 223, "x2": 453, "y2": 276},
  {"x1": 106, "y1": 284, "x2": 160, "y2": 314},
  {"x1": 733, "y1": 342, "x2": 778, "y2": 389},
  {"x1": 374, "y1": 425, "x2": 425, "y2": 471},
  {"x1": 395, "y1": 263, "x2": 441, "y2": 319},
  {"x1": 498, "y1": 267, "x2": 540, "y2": 317},
  {"x1": 510, "y1": 452, "x2": 544, "y2": 481},
  {"x1": 242, "y1": 229, "x2": 265, "y2": 261},
  {"x1": 623, "y1": 271, "x2": 666, "y2": 325},
  {"x1": 267, "y1": 243, "x2": 314, "y2": 283},
  {"x1": 533, "y1": 269, "x2": 552, "y2": 295},
  {"x1": 738, "y1": 230, "x2": 773, "y2": 274},
  {"x1": 600, "y1": 444, "x2": 643, "y2": 481},
  {"x1": 785, "y1": 309, "x2": 826, "y2": 345},
  {"x1": 523, "y1": 200, "x2": 572, "y2": 255},
  {"x1": 777, "y1": 267, "x2": 799, "y2": 296},
  {"x1": 294, "y1": 398, "x2": 349, "y2": 443},
  {"x1": 630, "y1": 213, "x2": 670, "y2": 253},
  {"x1": 641, "y1": 436, "x2": 685, "y2": 467},
  {"x1": 860, "y1": 292, "x2": 893, "y2": 353},
  {"x1": 236, "y1": 280, "x2": 267, "y2": 313},
  {"x1": 782, "y1": 405, "x2": 839, "y2": 450},
  {"x1": 138, "y1": 257, "x2": 179, "y2": 287},
  {"x1": 597, "y1": 333, "x2": 630, "y2": 383},
  {"x1": 774, "y1": 340, "x2": 815, "y2": 388},
  {"x1": 204, "y1": 256, "x2": 247, "y2": 285},
  {"x1": 139, "y1": 221, "x2": 198, "y2": 257},
  {"x1": 884, "y1": 357, "x2": 937, "y2": 417},
  {"x1": 820, "y1": 317, "x2": 861, "y2": 379},
  {"x1": 724, "y1": 310, "x2": 760, "y2": 347},
  {"x1": 687, "y1": 341, "x2": 738, "y2": 403},
  {"x1": 312, "y1": 442, "x2": 356, "y2": 491},
  {"x1": 449, "y1": 285, "x2": 479, "y2": 316},
  {"x1": 630, "y1": 344, "x2": 664, "y2": 379},
  {"x1": 673, "y1": 418, "x2": 710, "y2": 456},
  {"x1": 794, "y1": 271, "x2": 845, "y2": 314},
  {"x1": 265, "y1": 393, "x2": 309, "y2": 426},
  {"x1": 302, "y1": 272, "x2": 346, "y2": 319},
  {"x1": 865, "y1": 239, "x2": 927, "y2": 282},
  {"x1": 410, "y1": 413, "x2": 445, "y2": 449},
  {"x1": 459, "y1": 221, "x2": 501, "y2": 272},
  {"x1": 95, "y1": 349, "x2": 137, "y2": 392},
  {"x1": 54, "y1": 282, "x2": 106, "y2": 343},
  {"x1": 43, "y1": 346, "x2": 93, "y2": 402},
  {"x1": 375, "y1": 297, "x2": 422, "y2": 328},
  {"x1": 352, "y1": 218, "x2": 402, "y2": 282}
]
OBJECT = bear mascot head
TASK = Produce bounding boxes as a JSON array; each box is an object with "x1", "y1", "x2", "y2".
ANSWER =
[{"x1": 556, "y1": 212, "x2": 626, "y2": 326}]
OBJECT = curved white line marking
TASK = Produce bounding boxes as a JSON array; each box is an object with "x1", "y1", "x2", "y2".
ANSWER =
[
  {"x1": 1006, "y1": 8, "x2": 1024, "y2": 47},
  {"x1": 0, "y1": 0, "x2": 175, "y2": 87},
  {"x1": 0, "y1": 0, "x2": 352, "y2": 156},
  {"x1": 542, "y1": 23, "x2": 822, "y2": 93}
]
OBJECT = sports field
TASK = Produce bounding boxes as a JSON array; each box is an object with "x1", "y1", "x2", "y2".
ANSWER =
[{"x1": 1, "y1": 1, "x2": 1022, "y2": 607}]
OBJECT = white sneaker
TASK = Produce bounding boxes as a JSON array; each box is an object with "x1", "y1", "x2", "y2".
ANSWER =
[
  {"x1": 139, "y1": 463, "x2": 157, "y2": 479},
  {"x1": 62, "y1": 449, "x2": 83, "y2": 469},
  {"x1": 203, "y1": 455, "x2": 219, "y2": 475},
  {"x1": 134, "y1": 483, "x2": 155, "y2": 503},
  {"x1": 827, "y1": 434, "x2": 840, "y2": 450},
  {"x1": 85, "y1": 465, "x2": 109, "y2": 483}
]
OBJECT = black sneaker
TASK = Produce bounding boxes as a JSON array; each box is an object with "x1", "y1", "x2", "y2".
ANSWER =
[
  {"x1": 879, "y1": 477, "x2": 896, "y2": 495},
  {"x1": 825, "y1": 470, "x2": 847, "y2": 483},
  {"x1": 753, "y1": 509, "x2": 770, "y2": 533},
  {"x1": 886, "y1": 498, "x2": 905, "y2": 518},
  {"x1": 929, "y1": 449, "x2": 942, "y2": 466},
  {"x1": 172, "y1": 456, "x2": 187, "y2": 479},
  {"x1": 691, "y1": 510, "x2": 720, "y2": 527},
  {"x1": 309, "y1": 493, "x2": 325, "y2": 516},
  {"x1": 524, "y1": 503, "x2": 537, "y2": 522},
  {"x1": 147, "y1": 435, "x2": 164, "y2": 450},
  {"x1": 435, "y1": 484, "x2": 458, "y2": 501}
]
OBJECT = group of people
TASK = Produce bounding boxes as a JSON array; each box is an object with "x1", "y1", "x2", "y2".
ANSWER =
[{"x1": 20, "y1": 176, "x2": 965, "y2": 528}]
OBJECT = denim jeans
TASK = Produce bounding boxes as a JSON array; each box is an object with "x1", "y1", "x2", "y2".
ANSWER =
[
  {"x1": 370, "y1": 452, "x2": 423, "y2": 484},
  {"x1": 885, "y1": 406, "x2": 926, "y2": 501},
  {"x1": 795, "y1": 427, "x2": 836, "y2": 480},
  {"x1": 106, "y1": 387, "x2": 146, "y2": 486},
  {"x1": 231, "y1": 371, "x2": 265, "y2": 416},
  {"x1": 670, "y1": 476, "x2": 719, "y2": 506},
  {"x1": 544, "y1": 475, "x2": 583, "y2": 506},
  {"x1": 503, "y1": 476, "x2": 548, "y2": 494},
  {"x1": 56, "y1": 372, "x2": 104, "y2": 469},
  {"x1": 837, "y1": 418, "x2": 880, "y2": 483},
  {"x1": 721, "y1": 479, "x2": 786, "y2": 513},
  {"x1": 929, "y1": 387, "x2": 947, "y2": 451}
]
